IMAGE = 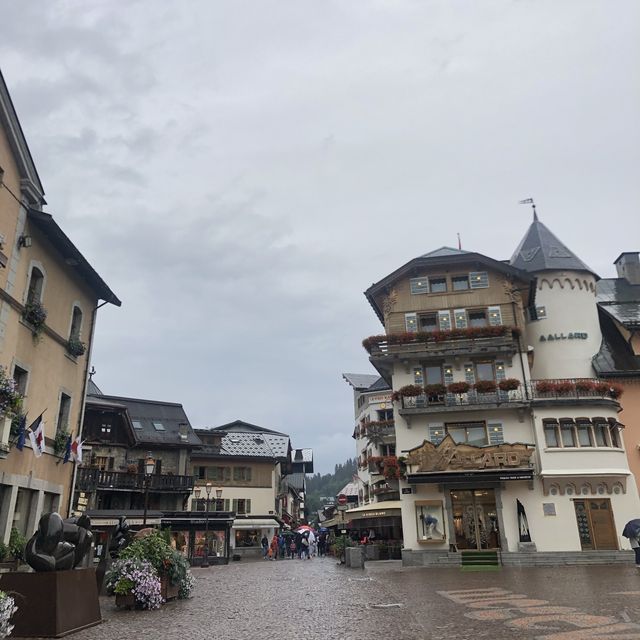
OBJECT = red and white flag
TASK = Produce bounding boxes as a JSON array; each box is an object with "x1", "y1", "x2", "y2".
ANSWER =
[
  {"x1": 28, "y1": 414, "x2": 45, "y2": 457},
  {"x1": 71, "y1": 436, "x2": 83, "y2": 463}
]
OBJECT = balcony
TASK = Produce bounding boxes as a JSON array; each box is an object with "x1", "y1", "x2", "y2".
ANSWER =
[
  {"x1": 400, "y1": 388, "x2": 527, "y2": 415},
  {"x1": 529, "y1": 379, "x2": 622, "y2": 405},
  {"x1": 363, "y1": 326, "x2": 520, "y2": 363},
  {"x1": 364, "y1": 420, "x2": 395, "y2": 443},
  {"x1": 76, "y1": 468, "x2": 194, "y2": 493}
]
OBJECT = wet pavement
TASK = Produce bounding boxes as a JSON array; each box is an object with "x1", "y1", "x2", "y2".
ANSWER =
[{"x1": 20, "y1": 558, "x2": 640, "y2": 639}]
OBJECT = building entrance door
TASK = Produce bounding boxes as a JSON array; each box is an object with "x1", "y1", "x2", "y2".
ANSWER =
[
  {"x1": 573, "y1": 499, "x2": 618, "y2": 550},
  {"x1": 450, "y1": 489, "x2": 500, "y2": 550}
]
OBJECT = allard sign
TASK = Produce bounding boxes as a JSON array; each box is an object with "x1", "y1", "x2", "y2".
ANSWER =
[{"x1": 406, "y1": 434, "x2": 534, "y2": 473}]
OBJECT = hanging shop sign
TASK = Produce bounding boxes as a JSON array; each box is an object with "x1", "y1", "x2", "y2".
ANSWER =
[
  {"x1": 405, "y1": 434, "x2": 535, "y2": 473},
  {"x1": 540, "y1": 333, "x2": 587, "y2": 341}
]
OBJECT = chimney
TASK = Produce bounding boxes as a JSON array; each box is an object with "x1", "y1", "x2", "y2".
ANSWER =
[{"x1": 614, "y1": 252, "x2": 640, "y2": 285}]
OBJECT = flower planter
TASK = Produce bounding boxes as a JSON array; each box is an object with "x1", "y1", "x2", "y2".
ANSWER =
[
  {"x1": 115, "y1": 592, "x2": 136, "y2": 609},
  {"x1": 161, "y1": 576, "x2": 179, "y2": 601}
]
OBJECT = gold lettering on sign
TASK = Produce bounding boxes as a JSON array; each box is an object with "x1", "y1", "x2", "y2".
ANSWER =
[{"x1": 406, "y1": 434, "x2": 534, "y2": 473}]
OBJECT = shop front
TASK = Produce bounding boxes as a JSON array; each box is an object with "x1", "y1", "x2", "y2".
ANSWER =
[
  {"x1": 231, "y1": 517, "x2": 281, "y2": 558},
  {"x1": 162, "y1": 511, "x2": 235, "y2": 565}
]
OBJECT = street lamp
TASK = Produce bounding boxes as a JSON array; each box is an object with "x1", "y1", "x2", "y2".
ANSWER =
[
  {"x1": 215, "y1": 488, "x2": 223, "y2": 511},
  {"x1": 202, "y1": 482, "x2": 213, "y2": 568},
  {"x1": 142, "y1": 453, "x2": 155, "y2": 527}
]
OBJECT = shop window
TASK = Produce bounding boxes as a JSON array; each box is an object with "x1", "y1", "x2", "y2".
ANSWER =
[
  {"x1": 446, "y1": 421, "x2": 488, "y2": 446},
  {"x1": 452, "y1": 276, "x2": 469, "y2": 291},
  {"x1": 235, "y1": 529, "x2": 259, "y2": 548}
]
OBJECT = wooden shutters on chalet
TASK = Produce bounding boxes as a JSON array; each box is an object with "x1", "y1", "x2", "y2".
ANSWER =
[{"x1": 405, "y1": 313, "x2": 418, "y2": 333}]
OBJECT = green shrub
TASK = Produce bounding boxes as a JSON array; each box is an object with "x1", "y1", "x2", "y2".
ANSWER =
[
  {"x1": 0, "y1": 541, "x2": 8, "y2": 561},
  {"x1": 9, "y1": 528, "x2": 26, "y2": 560}
]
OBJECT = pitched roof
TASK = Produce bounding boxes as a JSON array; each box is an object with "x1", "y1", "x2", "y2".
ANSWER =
[
  {"x1": 420, "y1": 246, "x2": 471, "y2": 258},
  {"x1": 342, "y1": 373, "x2": 380, "y2": 390},
  {"x1": 510, "y1": 216, "x2": 597, "y2": 278},
  {"x1": 367, "y1": 377, "x2": 391, "y2": 392},
  {"x1": 208, "y1": 420, "x2": 288, "y2": 437},
  {"x1": 91, "y1": 393, "x2": 200, "y2": 446},
  {"x1": 284, "y1": 472, "x2": 306, "y2": 491},
  {"x1": 338, "y1": 481, "x2": 359, "y2": 497},
  {"x1": 592, "y1": 310, "x2": 640, "y2": 377},
  {"x1": 597, "y1": 278, "x2": 640, "y2": 329},
  {"x1": 87, "y1": 379, "x2": 103, "y2": 396},
  {"x1": 194, "y1": 428, "x2": 290, "y2": 462}
]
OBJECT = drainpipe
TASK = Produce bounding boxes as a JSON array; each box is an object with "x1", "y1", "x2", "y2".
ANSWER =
[
  {"x1": 511, "y1": 298, "x2": 530, "y2": 401},
  {"x1": 65, "y1": 299, "x2": 108, "y2": 517}
]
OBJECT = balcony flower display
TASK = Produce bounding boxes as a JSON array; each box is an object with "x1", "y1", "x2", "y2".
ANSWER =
[
  {"x1": 575, "y1": 380, "x2": 596, "y2": 393},
  {"x1": 474, "y1": 380, "x2": 497, "y2": 393},
  {"x1": 447, "y1": 381, "x2": 471, "y2": 394},
  {"x1": 424, "y1": 383, "x2": 446, "y2": 396},
  {"x1": 553, "y1": 381, "x2": 575, "y2": 395},
  {"x1": 0, "y1": 367, "x2": 23, "y2": 419},
  {"x1": 498, "y1": 378, "x2": 521, "y2": 391},
  {"x1": 392, "y1": 385, "x2": 424, "y2": 401},
  {"x1": 534, "y1": 380, "x2": 555, "y2": 394},
  {"x1": 22, "y1": 301, "x2": 47, "y2": 337},
  {"x1": 382, "y1": 456, "x2": 402, "y2": 480},
  {"x1": 0, "y1": 590, "x2": 17, "y2": 638},
  {"x1": 67, "y1": 338, "x2": 86, "y2": 357}
]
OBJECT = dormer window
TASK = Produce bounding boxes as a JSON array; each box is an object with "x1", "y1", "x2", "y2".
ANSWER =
[
  {"x1": 132, "y1": 420, "x2": 143, "y2": 430},
  {"x1": 152, "y1": 421, "x2": 165, "y2": 431}
]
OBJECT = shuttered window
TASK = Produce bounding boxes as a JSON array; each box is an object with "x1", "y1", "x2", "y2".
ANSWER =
[
  {"x1": 428, "y1": 423, "x2": 445, "y2": 445},
  {"x1": 469, "y1": 272, "x2": 489, "y2": 289},
  {"x1": 443, "y1": 365, "x2": 454, "y2": 385},
  {"x1": 488, "y1": 423, "x2": 504, "y2": 445},
  {"x1": 454, "y1": 309, "x2": 467, "y2": 329},
  {"x1": 495, "y1": 362, "x2": 506, "y2": 381},
  {"x1": 438, "y1": 310, "x2": 451, "y2": 331},
  {"x1": 405, "y1": 313, "x2": 418, "y2": 333},
  {"x1": 413, "y1": 367, "x2": 424, "y2": 385},
  {"x1": 488, "y1": 306, "x2": 503, "y2": 326},
  {"x1": 464, "y1": 364, "x2": 476, "y2": 385},
  {"x1": 410, "y1": 277, "x2": 429, "y2": 294}
]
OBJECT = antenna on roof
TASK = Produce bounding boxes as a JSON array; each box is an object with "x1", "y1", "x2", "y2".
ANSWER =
[
  {"x1": 88, "y1": 366, "x2": 96, "y2": 381},
  {"x1": 519, "y1": 197, "x2": 537, "y2": 221},
  {"x1": 457, "y1": 233, "x2": 462, "y2": 250}
]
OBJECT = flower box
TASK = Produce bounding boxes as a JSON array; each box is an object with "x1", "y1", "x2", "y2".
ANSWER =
[
  {"x1": 396, "y1": 384, "x2": 423, "y2": 398},
  {"x1": 424, "y1": 383, "x2": 446, "y2": 396},
  {"x1": 498, "y1": 378, "x2": 521, "y2": 391},
  {"x1": 115, "y1": 592, "x2": 136, "y2": 609},
  {"x1": 447, "y1": 381, "x2": 470, "y2": 394},
  {"x1": 474, "y1": 380, "x2": 497, "y2": 393},
  {"x1": 161, "y1": 576, "x2": 179, "y2": 601}
]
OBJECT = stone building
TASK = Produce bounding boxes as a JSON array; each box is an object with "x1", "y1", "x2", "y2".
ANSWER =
[
  {"x1": 360, "y1": 213, "x2": 640, "y2": 566},
  {"x1": 0, "y1": 69, "x2": 120, "y2": 543}
]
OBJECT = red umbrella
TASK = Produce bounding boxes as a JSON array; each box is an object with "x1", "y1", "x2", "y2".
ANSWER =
[{"x1": 296, "y1": 525, "x2": 313, "y2": 533}]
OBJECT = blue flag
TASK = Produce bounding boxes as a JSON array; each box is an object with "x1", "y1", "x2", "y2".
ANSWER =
[
  {"x1": 16, "y1": 415, "x2": 26, "y2": 451},
  {"x1": 63, "y1": 434, "x2": 72, "y2": 463}
]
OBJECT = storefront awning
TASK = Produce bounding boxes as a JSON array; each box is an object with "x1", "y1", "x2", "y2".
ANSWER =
[
  {"x1": 345, "y1": 501, "x2": 402, "y2": 520},
  {"x1": 233, "y1": 518, "x2": 280, "y2": 530}
]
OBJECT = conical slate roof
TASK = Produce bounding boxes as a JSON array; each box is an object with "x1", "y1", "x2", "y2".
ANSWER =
[{"x1": 510, "y1": 216, "x2": 597, "y2": 278}]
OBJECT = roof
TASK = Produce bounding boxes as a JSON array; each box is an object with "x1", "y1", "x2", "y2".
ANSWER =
[
  {"x1": 90, "y1": 393, "x2": 200, "y2": 446},
  {"x1": 28, "y1": 209, "x2": 121, "y2": 306},
  {"x1": 87, "y1": 379, "x2": 103, "y2": 396},
  {"x1": 367, "y1": 377, "x2": 391, "y2": 392},
  {"x1": 292, "y1": 448, "x2": 313, "y2": 463},
  {"x1": 285, "y1": 472, "x2": 306, "y2": 491},
  {"x1": 208, "y1": 420, "x2": 288, "y2": 437},
  {"x1": 342, "y1": 373, "x2": 380, "y2": 390},
  {"x1": 194, "y1": 428, "x2": 290, "y2": 461},
  {"x1": 597, "y1": 278, "x2": 640, "y2": 329},
  {"x1": 592, "y1": 310, "x2": 640, "y2": 377},
  {"x1": 0, "y1": 69, "x2": 44, "y2": 204},
  {"x1": 365, "y1": 249, "x2": 534, "y2": 324},
  {"x1": 337, "y1": 481, "x2": 359, "y2": 497},
  {"x1": 510, "y1": 216, "x2": 597, "y2": 278}
]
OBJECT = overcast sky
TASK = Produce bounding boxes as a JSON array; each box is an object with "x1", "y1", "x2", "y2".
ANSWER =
[{"x1": 1, "y1": 1, "x2": 638, "y2": 473}]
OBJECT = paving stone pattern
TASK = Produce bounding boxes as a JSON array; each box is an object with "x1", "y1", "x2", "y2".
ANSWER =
[{"x1": 17, "y1": 559, "x2": 640, "y2": 639}]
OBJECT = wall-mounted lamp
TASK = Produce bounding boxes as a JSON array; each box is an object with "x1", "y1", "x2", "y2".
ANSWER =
[{"x1": 18, "y1": 235, "x2": 32, "y2": 249}]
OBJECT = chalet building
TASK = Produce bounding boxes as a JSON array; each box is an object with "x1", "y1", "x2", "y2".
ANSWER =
[
  {"x1": 342, "y1": 373, "x2": 403, "y2": 540},
  {"x1": 73, "y1": 382, "x2": 198, "y2": 525},
  {"x1": 0, "y1": 69, "x2": 120, "y2": 543},
  {"x1": 595, "y1": 252, "x2": 640, "y2": 490},
  {"x1": 191, "y1": 421, "x2": 309, "y2": 558},
  {"x1": 360, "y1": 213, "x2": 640, "y2": 566}
]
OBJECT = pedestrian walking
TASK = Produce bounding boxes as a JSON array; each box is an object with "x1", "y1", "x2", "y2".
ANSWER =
[
  {"x1": 270, "y1": 534, "x2": 279, "y2": 561},
  {"x1": 623, "y1": 519, "x2": 640, "y2": 567},
  {"x1": 261, "y1": 535, "x2": 269, "y2": 559},
  {"x1": 289, "y1": 539, "x2": 296, "y2": 559},
  {"x1": 278, "y1": 533, "x2": 286, "y2": 559}
]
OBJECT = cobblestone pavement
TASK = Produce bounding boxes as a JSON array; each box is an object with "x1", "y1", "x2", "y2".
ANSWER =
[{"x1": 19, "y1": 558, "x2": 640, "y2": 639}]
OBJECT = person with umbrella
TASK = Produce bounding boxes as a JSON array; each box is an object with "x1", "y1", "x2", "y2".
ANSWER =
[{"x1": 622, "y1": 519, "x2": 640, "y2": 567}]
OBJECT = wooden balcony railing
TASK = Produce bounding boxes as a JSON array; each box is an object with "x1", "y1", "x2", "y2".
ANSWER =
[{"x1": 76, "y1": 468, "x2": 194, "y2": 493}]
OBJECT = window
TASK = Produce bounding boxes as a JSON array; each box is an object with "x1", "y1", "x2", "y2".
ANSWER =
[
  {"x1": 593, "y1": 420, "x2": 609, "y2": 447},
  {"x1": 425, "y1": 365, "x2": 443, "y2": 385},
  {"x1": 446, "y1": 422, "x2": 488, "y2": 446},
  {"x1": 70, "y1": 306, "x2": 83, "y2": 340},
  {"x1": 132, "y1": 420, "x2": 143, "y2": 430},
  {"x1": 469, "y1": 272, "x2": 489, "y2": 289},
  {"x1": 608, "y1": 420, "x2": 621, "y2": 448},
  {"x1": 100, "y1": 422, "x2": 112, "y2": 436},
  {"x1": 452, "y1": 275, "x2": 469, "y2": 291},
  {"x1": 234, "y1": 498, "x2": 251, "y2": 514},
  {"x1": 95, "y1": 456, "x2": 114, "y2": 471},
  {"x1": 576, "y1": 421, "x2": 593, "y2": 447},
  {"x1": 380, "y1": 444, "x2": 396, "y2": 456},
  {"x1": 468, "y1": 309, "x2": 488, "y2": 327},
  {"x1": 544, "y1": 421, "x2": 559, "y2": 447},
  {"x1": 377, "y1": 409, "x2": 393, "y2": 421},
  {"x1": 206, "y1": 466, "x2": 229, "y2": 481},
  {"x1": 536, "y1": 306, "x2": 547, "y2": 319},
  {"x1": 194, "y1": 466, "x2": 206, "y2": 480},
  {"x1": 56, "y1": 392, "x2": 71, "y2": 434},
  {"x1": 12, "y1": 364, "x2": 28, "y2": 396},
  {"x1": 560, "y1": 421, "x2": 576, "y2": 447},
  {"x1": 152, "y1": 421, "x2": 165, "y2": 431},
  {"x1": 429, "y1": 277, "x2": 447, "y2": 293},
  {"x1": 488, "y1": 306, "x2": 503, "y2": 326},
  {"x1": 26, "y1": 266, "x2": 45, "y2": 304},
  {"x1": 475, "y1": 361, "x2": 495, "y2": 381},
  {"x1": 410, "y1": 277, "x2": 429, "y2": 294},
  {"x1": 233, "y1": 467, "x2": 252, "y2": 482},
  {"x1": 405, "y1": 313, "x2": 418, "y2": 332},
  {"x1": 438, "y1": 310, "x2": 451, "y2": 331},
  {"x1": 454, "y1": 309, "x2": 467, "y2": 329},
  {"x1": 418, "y1": 313, "x2": 438, "y2": 332}
]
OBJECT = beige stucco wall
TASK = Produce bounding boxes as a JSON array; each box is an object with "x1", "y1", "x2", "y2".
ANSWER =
[{"x1": 617, "y1": 379, "x2": 640, "y2": 492}]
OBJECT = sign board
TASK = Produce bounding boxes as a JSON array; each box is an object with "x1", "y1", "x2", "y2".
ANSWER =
[
  {"x1": 401, "y1": 487, "x2": 413, "y2": 495},
  {"x1": 337, "y1": 494, "x2": 348, "y2": 506}
]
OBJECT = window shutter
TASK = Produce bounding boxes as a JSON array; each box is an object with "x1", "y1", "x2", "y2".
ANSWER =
[
  {"x1": 488, "y1": 306, "x2": 503, "y2": 326},
  {"x1": 224, "y1": 467, "x2": 231, "y2": 481},
  {"x1": 413, "y1": 367, "x2": 424, "y2": 385},
  {"x1": 246, "y1": 467, "x2": 252, "y2": 481},
  {"x1": 405, "y1": 313, "x2": 418, "y2": 333},
  {"x1": 443, "y1": 365, "x2": 454, "y2": 385},
  {"x1": 428, "y1": 423, "x2": 445, "y2": 445},
  {"x1": 464, "y1": 364, "x2": 476, "y2": 385},
  {"x1": 454, "y1": 309, "x2": 467, "y2": 329},
  {"x1": 488, "y1": 423, "x2": 504, "y2": 445},
  {"x1": 246, "y1": 499, "x2": 251, "y2": 514},
  {"x1": 469, "y1": 272, "x2": 489, "y2": 289},
  {"x1": 438, "y1": 310, "x2": 451, "y2": 331},
  {"x1": 410, "y1": 277, "x2": 429, "y2": 294},
  {"x1": 495, "y1": 362, "x2": 506, "y2": 381},
  {"x1": 224, "y1": 498, "x2": 230, "y2": 511},
  {"x1": 232, "y1": 499, "x2": 238, "y2": 512}
]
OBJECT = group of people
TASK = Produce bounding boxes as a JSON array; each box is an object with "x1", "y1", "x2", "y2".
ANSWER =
[{"x1": 261, "y1": 529, "x2": 328, "y2": 560}]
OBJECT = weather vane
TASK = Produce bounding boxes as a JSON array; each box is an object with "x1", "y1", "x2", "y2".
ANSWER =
[{"x1": 519, "y1": 197, "x2": 538, "y2": 221}]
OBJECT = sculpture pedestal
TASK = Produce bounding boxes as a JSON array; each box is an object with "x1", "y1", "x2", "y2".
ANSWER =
[{"x1": 0, "y1": 568, "x2": 102, "y2": 637}]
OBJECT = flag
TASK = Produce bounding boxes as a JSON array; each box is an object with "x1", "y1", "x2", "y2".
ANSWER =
[
  {"x1": 28, "y1": 414, "x2": 45, "y2": 457},
  {"x1": 16, "y1": 415, "x2": 27, "y2": 451},
  {"x1": 71, "y1": 436, "x2": 83, "y2": 463},
  {"x1": 63, "y1": 434, "x2": 72, "y2": 463}
]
